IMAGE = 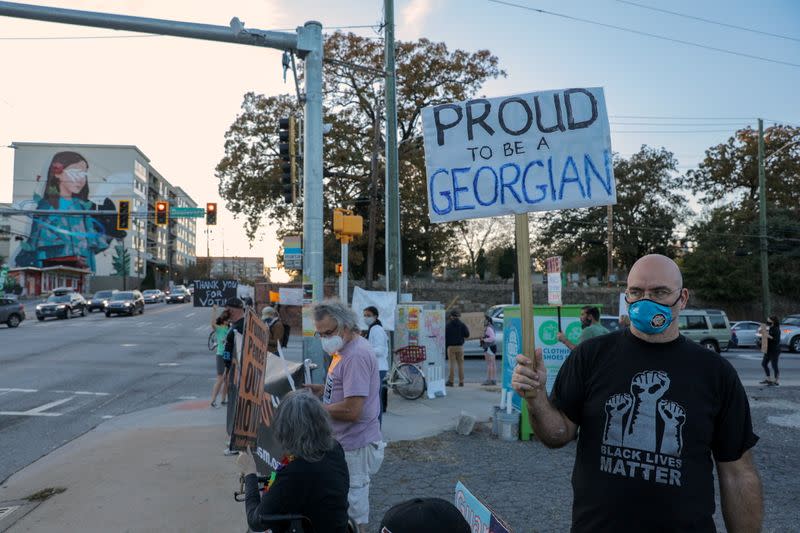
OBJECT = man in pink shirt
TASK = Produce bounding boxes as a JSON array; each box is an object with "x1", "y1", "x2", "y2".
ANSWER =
[{"x1": 305, "y1": 300, "x2": 384, "y2": 533}]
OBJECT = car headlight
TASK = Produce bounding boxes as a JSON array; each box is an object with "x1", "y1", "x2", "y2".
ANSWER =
[
  {"x1": 57, "y1": 305, "x2": 66, "y2": 309},
  {"x1": 123, "y1": 302, "x2": 131, "y2": 306},
  {"x1": 36, "y1": 304, "x2": 43, "y2": 310}
]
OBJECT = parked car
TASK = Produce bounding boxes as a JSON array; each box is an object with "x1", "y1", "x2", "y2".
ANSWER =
[
  {"x1": 86, "y1": 289, "x2": 118, "y2": 312},
  {"x1": 105, "y1": 291, "x2": 145, "y2": 316},
  {"x1": 35, "y1": 292, "x2": 87, "y2": 320},
  {"x1": 142, "y1": 289, "x2": 165, "y2": 304},
  {"x1": 166, "y1": 288, "x2": 191, "y2": 304},
  {"x1": 756, "y1": 315, "x2": 800, "y2": 353},
  {"x1": 0, "y1": 295, "x2": 25, "y2": 328},
  {"x1": 677, "y1": 309, "x2": 731, "y2": 353},
  {"x1": 730, "y1": 320, "x2": 761, "y2": 348}
]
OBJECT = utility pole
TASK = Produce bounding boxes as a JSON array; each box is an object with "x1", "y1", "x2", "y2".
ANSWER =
[
  {"x1": 384, "y1": 0, "x2": 401, "y2": 296},
  {"x1": 366, "y1": 95, "x2": 381, "y2": 289},
  {"x1": 606, "y1": 204, "x2": 613, "y2": 287},
  {"x1": 757, "y1": 118, "x2": 771, "y2": 319}
]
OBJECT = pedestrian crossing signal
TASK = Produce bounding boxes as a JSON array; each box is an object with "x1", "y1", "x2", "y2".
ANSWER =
[
  {"x1": 336, "y1": 263, "x2": 343, "y2": 275},
  {"x1": 206, "y1": 203, "x2": 217, "y2": 225},
  {"x1": 116, "y1": 199, "x2": 131, "y2": 231},
  {"x1": 155, "y1": 201, "x2": 169, "y2": 226}
]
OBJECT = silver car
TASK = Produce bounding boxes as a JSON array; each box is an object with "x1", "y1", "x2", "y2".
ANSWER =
[{"x1": 730, "y1": 321, "x2": 761, "y2": 348}]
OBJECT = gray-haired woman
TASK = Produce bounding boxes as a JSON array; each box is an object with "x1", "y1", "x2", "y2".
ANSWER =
[{"x1": 236, "y1": 390, "x2": 350, "y2": 533}]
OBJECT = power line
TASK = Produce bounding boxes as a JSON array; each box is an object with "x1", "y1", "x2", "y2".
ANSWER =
[
  {"x1": 610, "y1": 121, "x2": 749, "y2": 126},
  {"x1": 614, "y1": 0, "x2": 800, "y2": 43},
  {"x1": 612, "y1": 130, "x2": 735, "y2": 133},
  {"x1": 487, "y1": 0, "x2": 800, "y2": 68},
  {"x1": 610, "y1": 115, "x2": 756, "y2": 120}
]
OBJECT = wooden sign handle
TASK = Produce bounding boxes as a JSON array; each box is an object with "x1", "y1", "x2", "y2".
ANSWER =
[{"x1": 515, "y1": 213, "x2": 536, "y2": 370}]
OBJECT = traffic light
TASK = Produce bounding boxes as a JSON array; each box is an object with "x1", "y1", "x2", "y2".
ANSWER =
[
  {"x1": 155, "y1": 201, "x2": 169, "y2": 226},
  {"x1": 206, "y1": 202, "x2": 217, "y2": 225},
  {"x1": 116, "y1": 199, "x2": 131, "y2": 231},
  {"x1": 335, "y1": 263, "x2": 343, "y2": 275},
  {"x1": 279, "y1": 116, "x2": 296, "y2": 204}
]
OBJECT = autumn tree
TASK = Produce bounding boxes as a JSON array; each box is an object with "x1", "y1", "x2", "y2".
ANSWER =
[
  {"x1": 216, "y1": 32, "x2": 504, "y2": 280},
  {"x1": 682, "y1": 125, "x2": 800, "y2": 304},
  {"x1": 532, "y1": 146, "x2": 687, "y2": 277}
]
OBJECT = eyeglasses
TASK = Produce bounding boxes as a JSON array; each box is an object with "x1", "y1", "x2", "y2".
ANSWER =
[
  {"x1": 625, "y1": 287, "x2": 682, "y2": 304},
  {"x1": 315, "y1": 326, "x2": 339, "y2": 339}
]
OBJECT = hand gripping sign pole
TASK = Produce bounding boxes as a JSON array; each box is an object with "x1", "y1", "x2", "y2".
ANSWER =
[{"x1": 421, "y1": 87, "x2": 616, "y2": 428}]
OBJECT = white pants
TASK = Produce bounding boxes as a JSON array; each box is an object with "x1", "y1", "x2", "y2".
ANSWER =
[{"x1": 344, "y1": 441, "x2": 385, "y2": 525}]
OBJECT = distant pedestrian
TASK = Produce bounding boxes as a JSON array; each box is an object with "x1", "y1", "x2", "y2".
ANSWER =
[
  {"x1": 481, "y1": 316, "x2": 498, "y2": 386},
  {"x1": 363, "y1": 306, "x2": 389, "y2": 425},
  {"x1": 209, "y1": 304, "x2": 231, "y2": 408},
  {"x1": 558, "y1": 305, "x2": 609, "y2": 350},
  {"x1": 445, "y1": 309, "x2": 470, "y2": 387},
  {"x1": 261, "y1": 306, "x2": 285, "y2": 355},
  {"x1": 223, "y1": 297, "x2": 246, "y2": 388},
  {"x1": 760, "y1": 315, "x2": 782, "y2": 386}
]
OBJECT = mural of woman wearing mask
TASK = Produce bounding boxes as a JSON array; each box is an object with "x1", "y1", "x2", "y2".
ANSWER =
[{"x1": 14, "y1": 151, "x2": 126, "y2": 272}]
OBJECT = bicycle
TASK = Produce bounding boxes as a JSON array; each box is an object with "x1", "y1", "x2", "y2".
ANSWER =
[{"x1": 385, "y1": 345, "x2": 427, "y2": 400}]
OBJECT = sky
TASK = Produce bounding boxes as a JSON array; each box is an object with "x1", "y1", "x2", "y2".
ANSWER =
[{"x1": 1, "y1": 0, "x2": 798, "y2": 280}]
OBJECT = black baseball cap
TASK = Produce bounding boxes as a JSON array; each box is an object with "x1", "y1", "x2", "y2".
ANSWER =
[
  {"x1": 379, "y1": 498, "x2": 470, "y2": 533},
  {"x1": 225, "y1": 297, "x2": 244, "y2": 309}
]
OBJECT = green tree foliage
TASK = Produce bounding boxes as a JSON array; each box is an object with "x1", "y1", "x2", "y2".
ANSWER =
[
  {"x1": 681, "y1": 125, "x2": 800, "y2": 305},
  {"x1": 495, "y1": 246, "x2": 516, "y2": 280},
  {"x1": 475, "y1": 248, "x2": 488, "y2": 280},
  {"x1": 112, "y1": 244, "x2": 130, "y2": 277},
  {"x1": 216, "y1": 32, "x2": 504, "y2": 277},
  {"x1": 532, "y1": 146, "x2": 687, "y2": 276}
]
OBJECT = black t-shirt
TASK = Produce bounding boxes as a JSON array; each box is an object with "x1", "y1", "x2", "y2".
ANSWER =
[
  {"x1": 244, "y1": 441, "x2": 350, "y2": 533},
  {"x1": 767, "y1": 324, "x2": 781, "y2": 355},
  {"x1": 551, "y1": 329, "x2": 758, "y2": 533},
  {"x1": 224, "y1": 317, "x2": 245, "y2": 359}
]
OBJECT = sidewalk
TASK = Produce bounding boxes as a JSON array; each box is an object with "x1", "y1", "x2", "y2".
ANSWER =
[{"x1": 0, "y1": 383, "x2": 499, "y2": 532}]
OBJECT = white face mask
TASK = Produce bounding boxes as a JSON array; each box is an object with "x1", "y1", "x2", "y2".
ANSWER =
[
  {"x1": 320, "y1": 335, "x2": 344, "y2": 354},
  {"x1": 364, "y1": 316, "x2": 375, "y2": 326}
]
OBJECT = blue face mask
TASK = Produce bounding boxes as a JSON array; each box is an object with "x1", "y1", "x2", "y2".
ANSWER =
[{"x1": 628, "y1": 298, "x2": 677, "y2": 334}]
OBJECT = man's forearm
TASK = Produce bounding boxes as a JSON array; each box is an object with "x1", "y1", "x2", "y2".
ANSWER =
[
  {"x1": 325, "y1": 401, "x2": 360, "y2": 422},
  {"x1": 526, "y1": 395, "x2": 573, "y2": 448},
  {"x1": 720, "y1": 466, "x2": 763, "y2": 532}
]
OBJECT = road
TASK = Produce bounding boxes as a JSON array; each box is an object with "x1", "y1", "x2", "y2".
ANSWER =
[
  {"x1": 1, "y1": 305, "x2": 797, "y2": 484},
  {"x1": 0, "y1": 301, "x2": 220, "y2": 484}
]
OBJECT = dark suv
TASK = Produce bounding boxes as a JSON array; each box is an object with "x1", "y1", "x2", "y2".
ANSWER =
[
  {"x1": 0, "y1": 296, "x2": 25, "y2": 328},
  {"x1": 35, "y1": 292, "x2": 87, "y2": 320},
  {"x1": 166, "y1": 288, "x2": 190, "y2": 304},
  {"x1": 87, "y1": 289, "x2": 118, "y2": 312},
  {"x1": 105, "y1": 290, "x2": 145, "y2": 316}
]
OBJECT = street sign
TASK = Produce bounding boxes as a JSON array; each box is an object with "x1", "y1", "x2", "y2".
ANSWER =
[
  {"x1": 283, "y1": 235, "x2": 302, "y2": 270},
  {"x1": 170, "y1": 207, "x2": 206, "y2": 218}
]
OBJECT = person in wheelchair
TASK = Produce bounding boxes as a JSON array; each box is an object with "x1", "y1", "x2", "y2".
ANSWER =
[{"x1": 236, "y1": 390, "x2": 350, "y2": 533}]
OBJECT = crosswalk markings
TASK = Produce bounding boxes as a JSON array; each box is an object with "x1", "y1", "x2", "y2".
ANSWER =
[{"x1": 0, "y1": 396, "x2": 74, "y2": 417}]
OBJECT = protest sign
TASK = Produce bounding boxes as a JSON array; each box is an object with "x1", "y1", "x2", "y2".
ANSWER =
[
  {"x1": 461, "y1": 312, "x2": 487, "y2": 341},
  {"x1": 455, "y1": 481, "x2": 512, "y2": 533},
  {"x1": 229, "y1": 309, "x2": 269, "y2": 451},
  {"x1": 422, "y1": 87, "x2": 615, "y2": 224},
  {"x1": 253, "y1": 355, "x2": 306, "y2": 474},
  {"x1": 546, "y1": 256, "x2": 563, "y2": 306},
  {"x1": 278, "y1": 287, "x2": 303, "y2": 306},
  {"x1": 352, "y1": 286, "x2": 398, "y2": 331},
  {"x1": 192, "y1": 279, "x2": 238, "y2": 307}
]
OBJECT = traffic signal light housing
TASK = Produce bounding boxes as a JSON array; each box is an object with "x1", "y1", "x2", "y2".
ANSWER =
[
  {"x1": 279, "y1": 116, "x2": 296, "y2": 204},
  {"x1": 335, "y1": 263, "x2": 343, "y2": 275},
  {"x1": 155, "y1": 201, "x2": 169, "y2": 226},
  {"x1": 116, "y1": 199, "x2": 131, "y2": 231},
  {"x1": 206, "y1": 202, "x2": 217, "y2": 225}
]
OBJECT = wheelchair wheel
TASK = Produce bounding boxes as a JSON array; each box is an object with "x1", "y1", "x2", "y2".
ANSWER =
[{"x1": 393, "y1": 363, "x2": 426, "y2": 400}]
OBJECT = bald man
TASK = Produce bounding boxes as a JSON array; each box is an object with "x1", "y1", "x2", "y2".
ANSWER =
[{"x1": 512, "y1": 254, "x2": 762, "y2": 532}]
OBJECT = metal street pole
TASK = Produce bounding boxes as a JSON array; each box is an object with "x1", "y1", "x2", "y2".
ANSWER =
[
  {"x1": 757, "y1": 119, "x2": 771, "y2": 319},
  {"x1": 606, "y1": 204, "x2": 613, "y2": 287},
  {"x1": 340, "y1": 240, "x2": 349, "y2": 304},
  {"x1": 384, "y1": 0, "x2": 401, "y2": 297}
]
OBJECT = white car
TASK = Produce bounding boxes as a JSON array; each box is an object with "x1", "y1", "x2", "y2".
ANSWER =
[{"x1": 730, "y1": 321, "x2": 761, "y2": 348}]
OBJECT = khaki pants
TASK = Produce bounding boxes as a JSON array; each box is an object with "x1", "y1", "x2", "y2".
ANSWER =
[{"x1": 447, "y1": 345, "x2": 465, "y2": 384}]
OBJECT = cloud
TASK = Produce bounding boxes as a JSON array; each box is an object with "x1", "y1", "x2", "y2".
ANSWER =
[{"x1": 400, "y1": 0, "x2": 435, "y2": 39}]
